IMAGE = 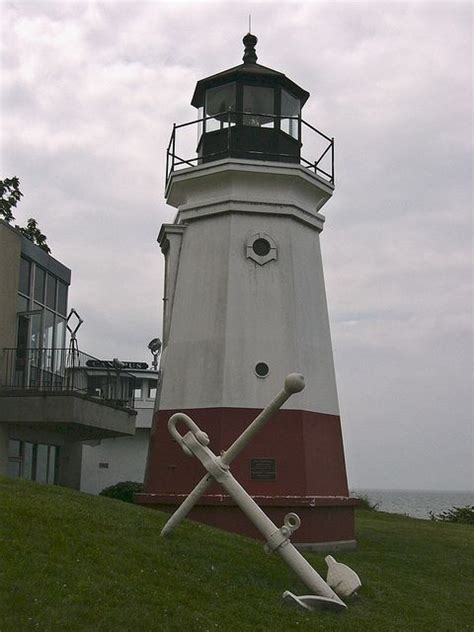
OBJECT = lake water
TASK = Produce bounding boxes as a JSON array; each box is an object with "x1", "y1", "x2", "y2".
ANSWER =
[{"x1": 351, "y1": 489, "x2": 474, "y2": 520}]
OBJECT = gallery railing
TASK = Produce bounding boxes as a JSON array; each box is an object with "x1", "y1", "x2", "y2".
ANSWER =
[
  {"x1": 1, "y1": 347, "x2": 135, "y2": 409},
  {"x1": 166, "y1": 111, "x2": 335, "y2": 185}
]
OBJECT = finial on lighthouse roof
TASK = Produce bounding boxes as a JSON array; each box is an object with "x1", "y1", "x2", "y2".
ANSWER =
[{"x1": 243, "y1": 32, "x2": 258, "y2": 64}]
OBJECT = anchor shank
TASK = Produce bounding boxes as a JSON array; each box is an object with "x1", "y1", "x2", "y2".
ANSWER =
[
  {"x1": 221, "y1": 388, "x2": 290, "y2": 465},
  {"x1": 160, "y1": 473, "x2": 213, "y2": 537}
]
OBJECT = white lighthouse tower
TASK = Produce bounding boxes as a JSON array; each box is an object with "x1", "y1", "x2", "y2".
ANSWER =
[{"x1": 139, "y1": 33, "x2": 357, "y2": 548}]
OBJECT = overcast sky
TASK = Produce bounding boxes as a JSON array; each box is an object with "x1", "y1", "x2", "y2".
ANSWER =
[{"x1": 1, "y1": 1, "x2": 472, "y2": 492}]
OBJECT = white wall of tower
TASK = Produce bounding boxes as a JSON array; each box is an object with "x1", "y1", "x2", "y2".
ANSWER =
[{"x1": 157, "y1": 160, "x2": 340, "y2": 416}]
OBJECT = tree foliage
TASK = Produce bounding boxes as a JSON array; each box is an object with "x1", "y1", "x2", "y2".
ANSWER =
[
  {"x1": 0, "y1": 176, "x2": 23, "y2": 223},
  {"x1": 1, "y1": 177, "x2": 51, "y2": 253},
  {"x1": 18, "y1": 218, "x2": 51, "y2": 254}
]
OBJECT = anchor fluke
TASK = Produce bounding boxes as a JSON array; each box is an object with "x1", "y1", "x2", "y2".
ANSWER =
[
  {"x1": 325, "y1": 555, "x2": 362, "y2": 598},
  {"x1": 282, "y1": 591, "x2": 346, "y2": 612}
]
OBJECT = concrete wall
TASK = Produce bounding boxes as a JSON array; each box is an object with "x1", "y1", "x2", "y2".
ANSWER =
[
  {"x1": 80, "y1": 428, "x2": 150, "y2": 494},
  {"x1": 57, "y1": 441, "x2": 83, "y2": 488},
  {"x1": 0, "y1": 393, "x2": 136, "y2": 438},
  {"x1": 134, "y1": 407, "x2": 154, "y2": 429},
  {"x1": 0, "y1": 222, "x2": 21, "y2": 378}
]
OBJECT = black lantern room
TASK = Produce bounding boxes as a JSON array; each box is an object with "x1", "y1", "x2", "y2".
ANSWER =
[{"x1": 192, "y1": 33, "x2": 309, "y2": 165}]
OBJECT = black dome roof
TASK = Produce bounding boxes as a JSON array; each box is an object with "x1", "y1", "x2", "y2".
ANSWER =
[{"x1": 191, "y1": 34, "x2": 310, "y2": 108}]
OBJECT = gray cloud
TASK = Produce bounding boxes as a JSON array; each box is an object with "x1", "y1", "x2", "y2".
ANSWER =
[{"x1": 1, "y1": 1, "x2": 472, "y2": 491}]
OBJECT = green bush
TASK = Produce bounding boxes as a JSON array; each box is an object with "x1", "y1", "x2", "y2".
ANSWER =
[
  {"x1": 429, "y1": 505, "x2": 474, "y2": 524},
  {"x1": 99, "y1": 481, "x2": 143, "y2": 504}
]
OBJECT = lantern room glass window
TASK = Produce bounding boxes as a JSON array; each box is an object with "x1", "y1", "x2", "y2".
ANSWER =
[
  {"x1": 281, "y1": 89, "x2": 300, "y2": 139},
  {"x1": 197, "y1": 106, "x2": 204, "y2": 141},
  {"x1": 243, "y1": 86, "x2": 274, "y2": 128},
  {"x1": 205, "y1": 83, "x2": 236, "y2": 132}
]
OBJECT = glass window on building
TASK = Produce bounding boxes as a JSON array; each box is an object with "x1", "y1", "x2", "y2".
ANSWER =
[
  {"x1": 7, "y1": 460, "x2": 21, "y2": 477},
  {"x1": 17, "y1": 294, "x2": 29, "y2": 312},
  {"x1": 47, "y1": 444, "x2": 59, "y2": 484},
  {"x1": 43, "y1": 310, "x2": 55, "y2": 350},
  {"x1": 9, "y1": 439, "x2": 21, "y2": 458},
  {"x1": 88, "y1": 375, "x2": 105, "y2": 398},
  {"x1": 14, "y1": 256, "x2": 70, "y2": 393},
  {"x1": 7, "y1": 440, "x2": 59, "y2": 484},
  {"x1": 45, "y1": 274, "x2": 57, "y2": 309},
  {"x1": 148, "y1": 379, "x2": 157, "y2": 399},
  {"x1": 23, "y1": 442, "x2": 34, "y2": 480},
  {"x1": 243, "y1": 86, "x2": 274, "y2": 128},
  {"x1": 57, "y1": 281, "x2": 68, "y2": 316},
  {"x1": 34, "y1": 266, "x2": 46, "y2": 303},
  {"x1": 134, "y1": 380, "x2": 143, "y2": 400},
  {"x1": 55, "y1": 316, "x2": 66, "y2": 352},
  {"x1": 281, "y1": 89, "x2": 300, "y2": 139},
  {"x1": 36, "y1": 444, "x2": 49, "y2": 483},
  {"x1": 29, "y1": 312, "x2": 42, "y2": 350},
  {"x1": 19, "y1": 257, "x2": 31, "y2": 296},
  {"x1": 42, "y1": 312, "x2": 57, "y2": 380}
]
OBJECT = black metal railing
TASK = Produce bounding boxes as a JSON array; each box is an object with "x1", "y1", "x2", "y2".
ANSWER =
[
  {"x1": 1, "y1": 347, "x2": 135, "y2": 409},
  {"x1": 166, "y1": 111, "x2": 334, "y2": 185}
]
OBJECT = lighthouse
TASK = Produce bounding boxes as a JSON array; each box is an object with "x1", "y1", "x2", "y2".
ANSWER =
[{"x1": 138, "y1": 33, "x2": 357, "y2": 549}]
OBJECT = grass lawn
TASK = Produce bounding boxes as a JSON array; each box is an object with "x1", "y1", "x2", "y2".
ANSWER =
[{"x1": 0, "y1": 477, "x2": 472, "y2": 631}]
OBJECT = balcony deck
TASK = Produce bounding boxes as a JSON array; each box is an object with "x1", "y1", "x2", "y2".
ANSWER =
[{"x1": 0, "y1": 347, "x2": 137, "y2": 439}]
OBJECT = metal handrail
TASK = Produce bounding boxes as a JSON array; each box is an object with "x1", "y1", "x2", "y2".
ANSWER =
[
  {"x1": 1, "y1": 347, "x2": 135, "y2": 408},
  {"x1": 166, "y1": 111, "x2": 334, "y2": 185}
]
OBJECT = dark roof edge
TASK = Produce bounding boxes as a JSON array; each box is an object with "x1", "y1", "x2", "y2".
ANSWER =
[
  {"x1": 21, "y1": 234, "x2": 71, "y2": 284},
  {"x1": 0, "y1": 219, "x2": 71, "y2": 284},
  {"x1": 191, "y1": 62, "x2": 310, "y2": 108}
]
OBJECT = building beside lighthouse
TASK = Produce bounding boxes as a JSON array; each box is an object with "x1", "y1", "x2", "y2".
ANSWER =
[{"x1": 137, "y1": 34, "x2": 357, "y2": 549}]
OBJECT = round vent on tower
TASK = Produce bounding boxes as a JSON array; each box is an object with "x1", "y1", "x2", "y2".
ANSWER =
[
  {"x1": 253, "y1": 238, "x2": 271, "y2": 257},
  {"x1": 255, "y1": 362, "x2": 270, "y2": 378}
]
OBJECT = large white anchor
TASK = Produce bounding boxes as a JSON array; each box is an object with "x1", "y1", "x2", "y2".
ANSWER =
[{"x1": 163, "y1": 374, "x2": 361, "y2": 611}]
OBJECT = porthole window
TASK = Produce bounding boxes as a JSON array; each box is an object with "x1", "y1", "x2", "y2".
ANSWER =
[
  {"x1": 252, "y1": 238, "x2": 271, "y2": 257},
  {"x1": 255, "y1": 362, "x2": 269, "y2": 378},
  {"x1": 246, "y1": 233, "x2": 277, "y2": 266}
]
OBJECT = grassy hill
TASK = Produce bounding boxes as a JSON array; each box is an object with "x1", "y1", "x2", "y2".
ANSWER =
[{"x1": 0, "y1": 477, "x2": 472, "y2": 631}]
